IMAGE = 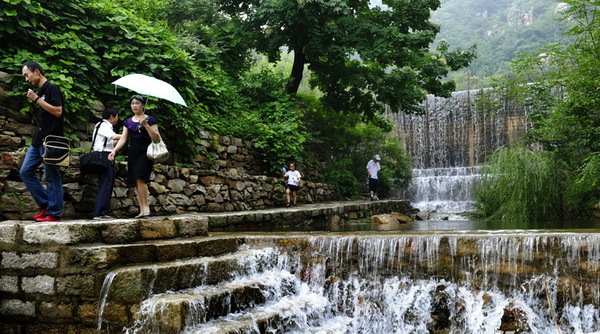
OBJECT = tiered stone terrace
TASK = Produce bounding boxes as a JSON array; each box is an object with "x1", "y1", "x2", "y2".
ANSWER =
[{"x1": 0, "y1": 199, "x2": 412, "y2": 333}]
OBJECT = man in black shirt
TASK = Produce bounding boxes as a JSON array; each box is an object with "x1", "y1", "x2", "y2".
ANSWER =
[{"x1": 19, "y1": 61, "x2": 65, "y2": 222}]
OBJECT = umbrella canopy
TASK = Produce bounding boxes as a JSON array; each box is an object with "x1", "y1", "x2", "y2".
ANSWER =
[{"x1": 112, "y1": 73, "x2": 188, "y2": 107}]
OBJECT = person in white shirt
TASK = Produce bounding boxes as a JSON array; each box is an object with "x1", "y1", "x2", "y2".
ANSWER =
[
  {"x1": 282, "y1": 162, "x2": 302, "y2": 207},
  {"x1": 93, "y1": 108, "x2": 121, "y2": 219},
  {"x1": 366, "y1": 154, "x2": 381, "y2": 201}
]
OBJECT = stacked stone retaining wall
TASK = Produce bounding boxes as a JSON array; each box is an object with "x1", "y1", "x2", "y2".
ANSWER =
[
  {"x1": 0, "y1": 72, "x2": 338, "y2": 220},
  {"x1": 0, "y1": 150, "x2": 337, "y2": 220}
]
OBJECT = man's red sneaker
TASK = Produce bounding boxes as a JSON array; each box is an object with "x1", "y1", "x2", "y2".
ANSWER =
[
  {"x1": 36, "y1": 215, "x2": 61, "y2": 222},
  {"x1": 32, "y1": 209, "x2": 47, "y2": 220}
]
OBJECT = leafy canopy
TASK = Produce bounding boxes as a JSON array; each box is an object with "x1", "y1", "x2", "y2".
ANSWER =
[
  {"x1": 431, "y1": 0, "x2": 574, "y2": 90},
  {"x1": 218, "y1": 0, "x2": 476, "y2": 120},
  {"x1": 474, "y1": 0, "x2": 600, "y2": 222},
  {"x1": 0, "y1": 0, "x2": 208, "y2": 154}
]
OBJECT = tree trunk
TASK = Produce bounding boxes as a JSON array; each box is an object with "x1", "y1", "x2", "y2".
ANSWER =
[{"x1": 287, "y1": 47, "x2": 307, "y2": 95}]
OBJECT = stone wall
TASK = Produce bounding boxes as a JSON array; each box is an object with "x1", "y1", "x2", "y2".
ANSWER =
[
  {"x1": 0, "y1": 142, "x2": 337, "y2": 220},
  {"x1": 0, "y1": 155, "x2": 337, "y2": 220},
  {"x1": 0, "y1": 73, "x2": 338, "y2": 220}
]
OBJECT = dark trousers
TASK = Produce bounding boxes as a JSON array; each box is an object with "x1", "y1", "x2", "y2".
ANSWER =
[
  {"x1": 95, "y1": 153, "x2": 115, "y2": 216},
  {"x1": 20, "y1": 145, "x2": 64, "y2": 217},
  {"x1": 368, "y1": 177, "x2": 379, "y2": 193}
]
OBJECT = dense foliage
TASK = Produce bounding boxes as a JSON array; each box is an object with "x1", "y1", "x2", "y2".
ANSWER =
[
  {"x1": 473, "y1": 147, "x2": 578, "y2": 223},
  {"x1": 218, "y1": 0, "x2": 476, "y2": 120},
  {"x1": 0, "y1": 0, "x2": 308, "y2": 168},
  {"x1": 0, "y1": 0, "x2": 206, "y2": 152},
  {"x1": 1, "y1": 0, "x2": 476, "y2": 196},
  {"x1": 474, "y1": 0, "x2": 600, "y2": 222},
  {"x1": 430, "y1": 0, "x2": 574, "y2": 90},
  {"x1": 301, "y1": 95, "x2": 413, "y2": 198}
]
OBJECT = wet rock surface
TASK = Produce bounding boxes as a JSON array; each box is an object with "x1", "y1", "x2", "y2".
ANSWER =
[{"x1": 0, "y1": 199, "x2": 413, "y2": 333}]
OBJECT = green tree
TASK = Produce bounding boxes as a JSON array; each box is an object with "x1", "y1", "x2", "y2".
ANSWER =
[
  {"x1": 301, "y1": 95, "x2": 412, "y2": 198},
  {"x1": 0, "y1": 0, "x2": 209, "y2": 157},
  {"x1": 218, "y1": 0, "x2": 476, "y2": 120},
  {"x1": 474, "y1": 0, "x2": 600, "y2": 222},
  {"x1": 474, "y1": 146, "x2": 578, "y2": 223},
  {"x1": 115, "y1": 0, "x2": 255, "y2": 77}
]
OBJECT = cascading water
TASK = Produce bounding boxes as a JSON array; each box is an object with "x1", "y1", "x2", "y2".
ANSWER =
[
  {"x1": 102, "y1": 234, "x2": 600, "y2": 334},
  {"x1": 406, "y1": 166, "x2": 481, "y2": 213},
  {"x1": 387, "y1": 89, "x2": 531, "y2": 213}
]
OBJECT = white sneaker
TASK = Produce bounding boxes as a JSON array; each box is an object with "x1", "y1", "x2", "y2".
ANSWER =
[{"x1": 94, "y1": 215, "x2": 114, "y2": 220}]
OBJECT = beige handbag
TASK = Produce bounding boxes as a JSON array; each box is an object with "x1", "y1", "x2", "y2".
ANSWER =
[{"x1": 146, "y1": 135, "x2": 169, "y2": 162}]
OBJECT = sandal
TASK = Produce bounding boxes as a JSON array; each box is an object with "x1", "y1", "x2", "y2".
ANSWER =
[{"x1": 134, "y1": 212, "x2": 151, "y2": 219}]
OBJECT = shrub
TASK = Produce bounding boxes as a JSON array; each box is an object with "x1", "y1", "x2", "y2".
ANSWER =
[{"x1": 473, "y1": 146, "x2": 582, "y2": 223}]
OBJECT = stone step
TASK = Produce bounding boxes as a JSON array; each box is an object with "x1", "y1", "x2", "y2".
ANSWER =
[
  {"x1": 184, "y1": 290, "x2": 329, "y2": 334},
  {"x1": 1, "y1": 199, "x2": 411, "y2": 246},
  {"x1": 124, "y1": 271, "x2": 298, "y2": 333},
  {"x1": 1, "y1": 214, "x2": 208, "y2": 246},
  {"x1": 67, "y1": 235, "x2": 241, "y2": 270},
  {"x1": 99, "y1": 246, "x2": 285, "y2": 330}
]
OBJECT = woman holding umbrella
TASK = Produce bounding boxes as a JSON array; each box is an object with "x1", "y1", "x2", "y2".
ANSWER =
[{"x1": 108, "y1": 95, "x2": 160, "y2": 218}]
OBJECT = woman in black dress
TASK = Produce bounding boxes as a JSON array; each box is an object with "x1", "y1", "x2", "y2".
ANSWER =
[{"x1": 109, "y1": 95, "x2": 160, "y2": 218}]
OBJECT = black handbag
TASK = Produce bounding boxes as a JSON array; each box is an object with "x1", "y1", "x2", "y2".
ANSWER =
[{"x1": 80, "y1": 122, "x2": 110, "y2": 174}]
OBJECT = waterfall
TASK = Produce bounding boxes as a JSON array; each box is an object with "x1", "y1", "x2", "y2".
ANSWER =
[
  {"x1": 406, "y1": 166, "x2": 481, "y2": 213},
  {"x1": 101, "y1": 234, "x2": 600, "y2": 334},
  {"x1": 97, "y1": 271, "x2": 117, "y2": 334},
  {"x1": 387, "y1": 89, "x2": 531, "y2": 213}
]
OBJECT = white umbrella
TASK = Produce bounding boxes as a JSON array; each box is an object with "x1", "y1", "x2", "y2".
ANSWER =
[{"x1": 112, "y1": 73, "x2": 188, "y2": 107}]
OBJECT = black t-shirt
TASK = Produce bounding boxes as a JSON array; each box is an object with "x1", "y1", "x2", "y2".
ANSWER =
[{"x1": 32, "y1": 81, "x2": 64, "y2": 146}]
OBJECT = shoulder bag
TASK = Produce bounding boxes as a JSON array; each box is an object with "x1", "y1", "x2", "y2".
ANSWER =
[
  {"x1": 43, "y1": 135, "x2": 71, "y2": 166},
  {"x1": 80, "y1": 122, "x2": 110, "y2": 174}
]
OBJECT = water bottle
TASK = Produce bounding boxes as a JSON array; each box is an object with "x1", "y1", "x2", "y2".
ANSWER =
[{"x1": 282, "y1": 166, "x2": 286, "y2": 172}]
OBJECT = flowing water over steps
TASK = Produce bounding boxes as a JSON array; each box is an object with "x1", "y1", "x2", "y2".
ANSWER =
[
  {"x1": 98, "y1": 233, "x2": 600, "y2": 334},
  {"x1": 386, "y1": 89, "x2": 533, "y2": 213},
  {"x1": 402, "y1": 166, "x2": 481, "y2": 213},
  {"x1": 98, "y1": 247, "x2": 282, "y2": 331},
  {"x1": 0, "y1": 199, "x2": 412, "y2": 333},
  {"x1": 123, "y1": 261, "x2": 299, "y2": 333}
]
